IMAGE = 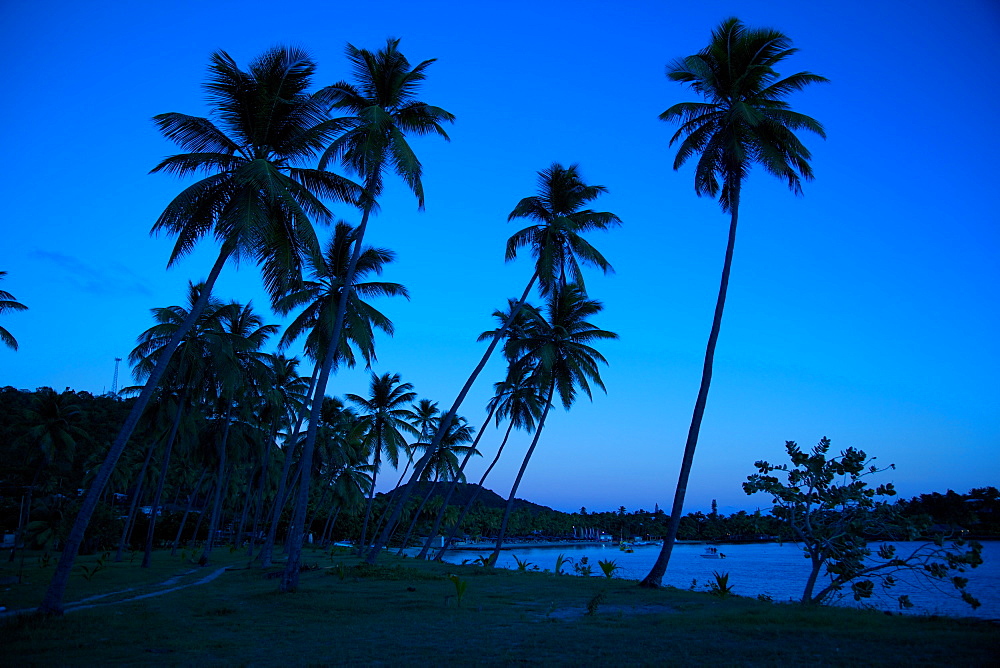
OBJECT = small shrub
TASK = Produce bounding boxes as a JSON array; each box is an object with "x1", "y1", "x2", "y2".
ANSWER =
[
  {"x1": 573, "y1": 556, "x2": 593, "y2": 577},
  {"x1": 598, "y1": 559, "x2": 620, "y2": 579},
  {"x1": 554, "y1": 553, "x2": 569, "y2": 575},
  {"x1": 513, "y1": 555, "x2": 538, "y2": 572},
  {"x1": 448, "y1": 574, "x2": 468, "y2": 607},
  {"x1": 708, "y1": 571, "x2": 734, "y2": 597}
]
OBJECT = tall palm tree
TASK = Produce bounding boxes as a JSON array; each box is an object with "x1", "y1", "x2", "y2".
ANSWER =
[
  {"x1": 282, "y1": 38, "x2": 453, "y2": 590},
  {"x1": 641, "y1": 17, "x2": 826, "y2": 588},
  {"x1": 0, "y1": 271, "x2": 28, "y2": 351},
  {"x1": 345, "y1": 373, "x2": 418, "y2": 553},
  {"x1": 41, "y1": 46, "x2": 358, "y2": 614},
  {"x1": 367, "y1": 164, "x2": 620, "y2": 562},
  {"x1": 199, "y1": 302, "x2": 278, "y2": 562},
  {"x1": 489, "y1": 286, "x2": 617, "y2": 564}
]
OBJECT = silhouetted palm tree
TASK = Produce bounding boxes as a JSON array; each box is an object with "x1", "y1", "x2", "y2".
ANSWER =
[
  {"x1": 368, "y1": 164, "x2": 620, "y2": 562},
  {"x1": 490, "y1": 286, "x2": 617, "y2": 564},
  {"x1": 346, "y1": 373, "x2": 418, "y2": 553},
  {"x1": 642, "y1": 17, "x2": 826, "y2": 587},
  {"x1": 283, "y1": 39, "x2": 453, "y2": 589},
  {"x1": 42, "y1": 46, "x2": 359, "y2": 613}
]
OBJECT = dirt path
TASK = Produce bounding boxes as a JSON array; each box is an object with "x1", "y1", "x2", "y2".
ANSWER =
[{"x1": 1, "y1": 566, "x2": 230, "y2": 617}]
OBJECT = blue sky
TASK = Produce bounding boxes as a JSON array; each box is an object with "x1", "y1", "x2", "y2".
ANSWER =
[{"x1": 2, "y1": 0, "x2": 998, "y2": 515}]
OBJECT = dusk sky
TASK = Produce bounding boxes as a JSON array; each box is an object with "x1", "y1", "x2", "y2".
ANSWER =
[{"x1": 2, "y1": 0, "x2": 997, "y2": 515}]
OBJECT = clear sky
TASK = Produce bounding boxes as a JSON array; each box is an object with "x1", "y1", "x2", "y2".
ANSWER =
[{"x1": 2, "y1": 0, "x2": 998, "y2": 515}]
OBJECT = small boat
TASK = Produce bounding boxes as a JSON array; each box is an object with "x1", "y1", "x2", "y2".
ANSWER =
[
  {"x1": 619, "y1": 541, "x2": 634, "y2": 553},
  {"x1": 700, "y1": 546, "x2": 726, "y2": 559}
]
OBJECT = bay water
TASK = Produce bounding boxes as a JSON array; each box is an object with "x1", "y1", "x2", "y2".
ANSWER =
[{"x1": 440, "y1": 540, "x2": 999, "y2": 619}]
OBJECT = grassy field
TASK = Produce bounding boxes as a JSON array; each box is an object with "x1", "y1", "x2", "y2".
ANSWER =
[{"x1": 2, "y1": 547, "x2": 997, "y2": 666}]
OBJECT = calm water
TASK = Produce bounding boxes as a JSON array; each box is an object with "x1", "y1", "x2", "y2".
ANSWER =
[{"x1": 441, "y1": 540, "x2": 999, "y2": 619}]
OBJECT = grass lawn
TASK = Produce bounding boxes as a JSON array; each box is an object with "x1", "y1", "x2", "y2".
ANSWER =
[{"x1": 2, "y1": 547, "x2": 997, "y2": 665}]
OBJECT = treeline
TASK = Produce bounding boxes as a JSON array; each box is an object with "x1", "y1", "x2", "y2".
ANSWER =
[{"x1": 3, "y1": 384, "x2": 995, "y2": 559}]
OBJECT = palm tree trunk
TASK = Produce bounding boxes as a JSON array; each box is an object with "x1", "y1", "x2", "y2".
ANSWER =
[
  {"x1": 417, "y1": 404, "x2": 498, "y2": 559},
  {"x1": 189, "y1": 480, "x2": 213, "y2": 544},
  {"x1": 114, "y1": 445, "x2": 155, "y2": 562},
  {"x1": 432, "y1": 418, "x2": 517, "y2": 561},
  {"x1": 248, "y1": 423, "x2": 280, "y2": 557},
  {"x1": 260, "y1": 369, "x2": 317, "y2": 567},
  {"x1": 201, "y1": 407, "x2": 234, "y2": 561},
  {"x1": 357, "y1": 454, "x2": 380, "y2": 553},
  {"x1": 366, "y1": 272, "x2": 539, "y2": 564},
  {"x1": 370, "y1": 451, "x2": 414, "y2": 540},
  {"x1": 172, "y1": 468, "x2": 208, "y2": 556},
  {"x1": 641, "y1": 195, "x2": 740, "y2": 588},
  {"x1": 490, "y1": 382, "x2": 555, "y2": 565},
  {"x1": 321, "y1": 505, "x2": 341, "y2": 546},
  {"x1": 235, "y1": 470, "x2": 256, "y2": 549},
  {"x1": 281, "y1": 197, "x2": 376, "y2": 592},
  {"x1": 142, "y1": 391, "x2": 187, "y2": 568},
  {"x1": 40, "y1": 251, "x2": 230, "y2": 614},
  {"x1": 397, "y1": 471, "x2": 441, "y2": 555}
]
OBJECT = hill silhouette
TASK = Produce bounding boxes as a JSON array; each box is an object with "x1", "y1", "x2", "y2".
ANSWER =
[{"x1": 388, "y1": 481, "x2": 554, "y2": 514}]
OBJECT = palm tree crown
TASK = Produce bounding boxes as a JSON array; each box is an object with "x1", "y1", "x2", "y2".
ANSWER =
[
  {"x1": 319, "y1": 37, "x2": 456, "y2": 208},
  {"x1": 151, "y1": 46, "x2": 360, "y2": 298},
  {"x1": 274, "y1": 221, "x2": 408, "y2": 369},
  {"x1": 660, "y1": 17, "x2": 828, "y2": 211},
  {"x1": 506, "y1": 163, "x2": 621, "y2": 296}
]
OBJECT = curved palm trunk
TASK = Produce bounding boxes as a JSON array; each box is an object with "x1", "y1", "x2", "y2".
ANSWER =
[
  {"x1": 641, "y1": 196, "x2": 740, "y2": 588},
  {"x1": 366, "y1": 273, "x2": 538, "y2": 564},
  {"x1": 142, "y1": 392, "x2": 187, "y2": 568},
  {"x1": 356, "y1": 449, "x2": 381, "y2": 553},
  {"x1": 40, "y1": 251, "x2": 229, "y2": 614},
  {"x1": 321, "y1": 506, "x2": 341, "y2": 546},
  {"x1": 172, "y1": 468, "x2": 208, "y2": 556},
  {"x1": 417, "y1": 405, "x2": 498, "y2": 559},
  {"x1": 281, "y1": 194, "x2": 375, "y2": 592},
  {"x1": 396, "y1": 471, "x2": 441, "y2": 555},
  {"x1": 432, "y1": 418, "x2": 517, "y2": 561},
  {"x1": 247, "y1": 423, "x2": 280, "y2": 557},
  {"x1": 260, "y1": 369, "x2": 317, "y2": 567},
  {"x1": 201, "y1": 407, "x2": 234, "y2": 561},
  {"x1": 371, "y1": 451, "x2": 415, "y2": 540},
  {"x1": 188, "y1": 481, "x2": 213, "y2": 544},
  {"x1": 114, "y1": 445, "x2": 155, "y2": 562},
  {"x1": 489, "y1": 383, "x2": 555, "y2": 565}
]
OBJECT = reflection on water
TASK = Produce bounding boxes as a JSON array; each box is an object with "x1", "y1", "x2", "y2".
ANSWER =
[{"x1": 441, "y1": 540, "x2": 999, "y2": 619}]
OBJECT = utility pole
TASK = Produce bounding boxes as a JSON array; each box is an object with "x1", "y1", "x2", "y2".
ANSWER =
[{"x1": 112, "y1": 357, "x2": 122, "y2": 397}]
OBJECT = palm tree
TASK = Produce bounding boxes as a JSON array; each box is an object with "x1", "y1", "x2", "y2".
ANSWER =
[
  {"x1": 395, "y1": 415, "x2": 476, "y2": 553},
  {"x1": 641, "y1": 17, "x2": 827, "y2": 588},
  {"x1": 199, "y1": 302, "x2": 278, "y2": 562},
  {"x1": 41, "y1": 46, "x2": 358, "y2": 614},
  {"x1": 345, "y1": 373, "x2": 418, "y2": 553},
  {"x1": 275, "y1": 220, "x2": 409, "y2": 368},
  {"x1": 429, "y1": 359, "x2": 545, "y2": 561},
  {"x1": 281, "y1": 38, "x2": 453, "y2": 590},
  {"x1": 246, "y1": 354, "x2": 309, "y2": 557},
  {"x1": 506, "y1": 163, "x2": 621, "y2": 296},
  {"x1": 418, "y1": 300, "x2": 542, "y2": 559},
  {"x1": 367, "y1": 164, "x2": 620, "y2": 562},
  {"x1": 489, "y1": 286, "x2": 617, "y2": 564},
  {"x1": 0, "y1": 271, "x2": 28, "y2": 351}
]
